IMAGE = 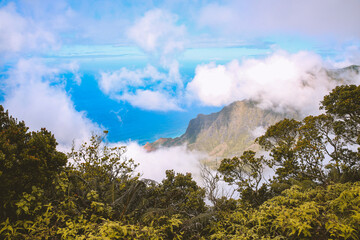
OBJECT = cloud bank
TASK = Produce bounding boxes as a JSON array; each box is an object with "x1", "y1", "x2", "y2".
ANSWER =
[
  {"x1": 2, "y1": 58, "x2": 101, "y2": 150},
  {"x1": 125, "y1": 142, "x2": 206, "y2": 183},
  {"x1": 100, "y1": 48, "x2": 360, "y2": 113},
  {"x1": 187, "y1": 51, "x2": 360, "y2": 115}
]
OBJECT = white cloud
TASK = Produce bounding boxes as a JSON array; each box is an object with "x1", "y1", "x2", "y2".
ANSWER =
[
  {"x1": 128, "y1": 9, "x2": 185, "y2": 84},
  {"x1": 186, "y1": 62, "x2": 238, "y2": 106},
  {"x1": 127, "y1": 9, "x2": 186, "y2": 57},
  {"x1": 165, "y1": 60, "x2": 183, "y2": 89},
  {"x1": 99, "y1": 65, "x2": 181, "y2": 111},
  {"x1": 187, "y1": 50, "x2": 360, "y2": 115},
  {"x1": 97, "y1": 9, "x2": 188, "y2": 112},
  {"x1": 62, "y1": 61, "x2": 82, "y2": 85},
  {"x1": 251, "y1": 126, "x2": 267, "y2": 138},
  {"x1": 329, "y1": 45, "x2": 360, "y2": 68},
  {"x1": 124, "y1": 142, "x2": 206, "y2": 182},
  {"x1": 119, "y1": 90, "x2": 182, "y2": 111},
  {"x1": 126, "y1": 9, "x2": 185, "y2": 90},
  {"x1": 2, "y1": 58, "x2": 101, "y2": 150},
  {"x1": 95, "y1": 9, "x2": 190, "y2": 112},
  {"x1": 198, "y1": 0, "x2": 360, "y2": 40},
  {"x1": 3, "y1": 0, "x2": 133, "y2": 46},
  {"x1": 99, "y1": 65, "x2": 167, "y2": 95},
  {"x1": 0, "y1": 3, "x2": 57, "y2": 54}
]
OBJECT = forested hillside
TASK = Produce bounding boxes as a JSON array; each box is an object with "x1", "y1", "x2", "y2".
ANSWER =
[{"x1": 1, "y1": 85, "x2": 360, "y2": 239}]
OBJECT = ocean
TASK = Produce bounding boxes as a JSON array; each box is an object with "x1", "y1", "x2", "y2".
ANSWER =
[
  {"x1": 65, "y1": 67, "x2": 221, "y2": 145},
  {"x1": 2, "y1": 45, "x2": 270, "y2": 145}
]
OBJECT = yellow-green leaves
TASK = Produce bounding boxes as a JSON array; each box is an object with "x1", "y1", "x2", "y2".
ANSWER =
[{"x1": 210, "y1": 183, "x2": 360, "y2": 239}]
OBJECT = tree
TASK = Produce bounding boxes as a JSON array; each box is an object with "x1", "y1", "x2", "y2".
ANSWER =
[
  {"x1": 296, "y1": 114, "x2": 334, "y2": 184},
  {"x1": 321, "y1": 85, "x2": 360, "y2": 181},
  {"x1": 210, "y1": 182, "x2": 360, "y2": 240},
  {"x1": 256, "y1": 118, "x2": 302, "y2": 185},
  {"x1": 67, "y1": 135, "x2": 139, "y2": 219},
  {"x1": 218, "y1": 151, "x2": 269, "y2": 207},
  {"x1": 156, "y1": 170, "x2": 207, "y2": 217},
  {"x1": 0, "y1": 106, "x2": 67, "y2": 220},
  {"x1": 321, "y1": 85, "x2": 360, "y2": 131}
]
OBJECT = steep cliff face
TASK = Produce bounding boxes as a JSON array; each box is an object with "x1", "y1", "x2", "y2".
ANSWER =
[{"x1": 145, "y1": 100, "x2": 291, "y2": 158}]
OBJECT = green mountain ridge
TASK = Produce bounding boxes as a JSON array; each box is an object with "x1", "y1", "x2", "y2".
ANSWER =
[{"x1": 145, "y1": 100, "x2": 292, "y2": 160}]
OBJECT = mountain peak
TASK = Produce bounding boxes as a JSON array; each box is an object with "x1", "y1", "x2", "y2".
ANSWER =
[{"x1": 145, "y1": 100, "x2": 290, "y2": 160}]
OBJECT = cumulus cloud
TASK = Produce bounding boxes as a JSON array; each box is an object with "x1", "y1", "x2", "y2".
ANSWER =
[
  {"x1": 127, "y1": 9, "x2": 186, "y2": 59},
  {"x1": 198, "y1": 0, "x2": 360, "y2": 40},
  {"x1": 127, "y1": 9, "x2": 184, "y2": 86},
  {"x1": 126, "y1": 9, "x2": 186, "y2": 77},
  {"x1": 99, "y1": 65, "x2": 181, "y2": 111},
  {"x1": 2, "y1": 58, "x2": 101, "y2": 150},
  {"x1": 0, "y1": 3, "x2": 57, "y2": 54},
  {"x1": 99, "y1": 65, "x2": 167, "y2": 95},
  {"x1": 126, "y1": 8, "x2": 185, "y2": 85},
  {"x1": 119, "y1": 90, "x2": 182, "y2": 111},
  {"x1": 97, "y1": 9, "x2": 187, "y2": 111},
  {"x1": 187, "y1": 51, "x2": 360, "y2": 115},
  {"x1": 124, "y1": 142, "x2": 206, "y2": 183}
]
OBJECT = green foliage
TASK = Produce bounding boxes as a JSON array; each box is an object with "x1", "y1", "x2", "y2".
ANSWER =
[
  {"x1": 210, "y1": 183, "x2": 360, "y2": 239},
  {"x1": 256, "y1": 119, "x2": 302, "y2": 184},
  {"x1": 253, "y1": 85, "x2": 360, "y2": 189},
  {"x1": 2, "y1": 84, "x2": 360, "y2": 239},
  {"x1": 67, "y1": 135, "x2": 141, "y2": 220},
  {"x1": 138, "y1": 170, "x2": 209, "y2": 239},
  {"x1": 321, "y1": 84, "x2": 360, "y2": 182},
  {"x1": 212, "y1": 84, "x2": 360, "y2": 239},
  {"x1": 0, "y1": 106, "x2": 67, "y2": 221},
  {"x1": 321, "y1": 84, "x2": 360, "y2": 126},
  {"x1": 158, "y1": 170, "x2": 207, "y2": 216},
  {"x1": 218, "y1": 151, "x2": 270, "y2": 207}
]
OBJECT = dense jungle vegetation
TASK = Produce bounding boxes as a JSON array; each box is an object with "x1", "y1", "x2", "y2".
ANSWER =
[{"x1": 1, "y1": 84, "x2": 360, "y2": 239}]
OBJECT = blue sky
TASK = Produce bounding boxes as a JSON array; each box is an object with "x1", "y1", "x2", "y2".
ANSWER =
[{"x1": 0, "y1": 0, "x2": 360, "y2": 149}]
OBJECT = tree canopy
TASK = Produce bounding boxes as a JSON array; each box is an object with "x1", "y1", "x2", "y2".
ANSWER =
[{"x1": 1, "y1": 85, "x2": 360, "y2": 239}]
